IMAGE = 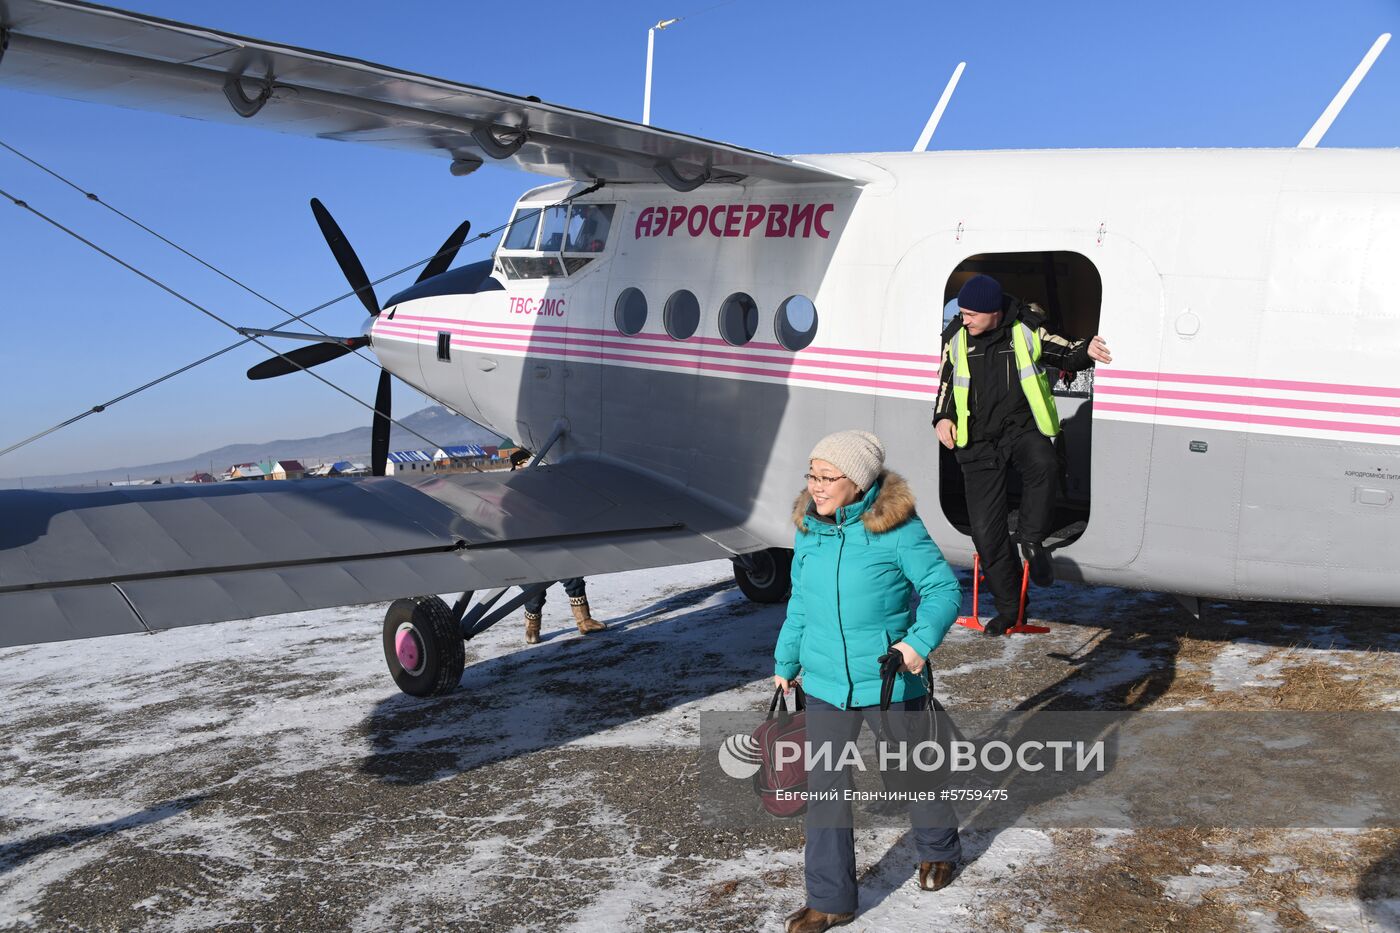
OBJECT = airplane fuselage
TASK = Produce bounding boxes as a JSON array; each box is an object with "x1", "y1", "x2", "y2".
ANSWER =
[{"x1": 373, "y1": 148, "x2": 1400, "y2": 607}]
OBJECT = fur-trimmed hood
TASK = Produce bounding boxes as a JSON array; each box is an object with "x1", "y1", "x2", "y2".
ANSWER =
[{"x1": 792, "y1": 470, "x2": 916, "y2": 535}]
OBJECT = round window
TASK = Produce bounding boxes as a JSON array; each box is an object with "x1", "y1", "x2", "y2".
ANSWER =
[
  {"x1": 718, "y1": 292, "x2": 759, "y2": 346},
  {"x1": 664, "y1": 289, "x2": 701, "y2": 340},
  {"x1": 775, "y1": 295, "x2": 818, "y2": 351},
  {"x1": 613, "y1": 287, "x2": 647, "y2": 336}
]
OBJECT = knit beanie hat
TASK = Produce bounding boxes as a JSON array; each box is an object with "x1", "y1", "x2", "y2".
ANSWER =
[
  {"x1": 957, "y1": 274, "x2": 1002, "y2": 313},
  {"x1": 808, "y1": 430, "x2": 885, "y2": 491}
]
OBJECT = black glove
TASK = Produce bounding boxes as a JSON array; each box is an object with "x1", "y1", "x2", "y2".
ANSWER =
[{"x1": 877, "y1": 649, "x2": 903, "y2": 711}]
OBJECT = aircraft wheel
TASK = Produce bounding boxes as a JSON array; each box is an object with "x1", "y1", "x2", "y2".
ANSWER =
[
  {"x1": 733, "y1": 548, "x2": 793, "y2": 603},
  {"x1": 382, "y1": 596, "x2": 465, "y2": 697}
]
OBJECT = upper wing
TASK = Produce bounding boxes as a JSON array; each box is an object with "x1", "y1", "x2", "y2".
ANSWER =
[
  {"x1": 0, "y1": 0, "x2": 850, "y2": 188},
  {"x1": 0, "y1": 460, "x2": 766, "y2": 648}
]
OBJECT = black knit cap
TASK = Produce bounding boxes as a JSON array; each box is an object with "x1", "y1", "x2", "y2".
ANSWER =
[{"x1": 957, "y1": 274, "x2": 1002, "y2": 313}]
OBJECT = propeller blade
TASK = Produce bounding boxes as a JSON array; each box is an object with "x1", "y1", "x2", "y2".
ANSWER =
[
  {"x1": 416, "y1": 219, "x2": 473, "y2": 283},
  {"x1": 246, "y1": 338, "x2": 363, "y2": 380},
  {"x1": 371, "y1": 369, "x2": 392, "y2": 477},
  {"x1": 310, "y1": 197, "x2": 380, "y2": 317}
]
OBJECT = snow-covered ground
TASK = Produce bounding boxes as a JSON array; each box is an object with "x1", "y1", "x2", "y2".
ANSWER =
[{"x1": 1, "y1": 561, "x2": 1398, "y2": 931}]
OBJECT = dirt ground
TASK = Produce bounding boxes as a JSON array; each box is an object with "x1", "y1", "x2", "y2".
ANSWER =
[{"x1": 1, "y1": 561, "x2": 1397, "y2": 932}]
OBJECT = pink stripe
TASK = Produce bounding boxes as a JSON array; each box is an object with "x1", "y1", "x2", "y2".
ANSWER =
[
  {"x1": 391, "y1": 312, "x2": 938, "y2": 364},
  {"x1": 1098, "y1": 368, "x2": 1400, "y2": 400},
  {"x1": 376, "y1": 328, "x2": 935, "y2": 394},
  {"x1": 1095, "y1": 401, "x2": 1400, "y2": 436},
  {"x1": 381, "y1": 322, "x2": 937, "y2": 380},
  {"x1": 1096, "y1": 384, "x2": 1400, "y2": 418}
]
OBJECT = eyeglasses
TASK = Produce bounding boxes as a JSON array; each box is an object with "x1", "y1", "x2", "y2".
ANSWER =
[{"x1": 804, "y1": 472, "x2": 848, "y2": 489}]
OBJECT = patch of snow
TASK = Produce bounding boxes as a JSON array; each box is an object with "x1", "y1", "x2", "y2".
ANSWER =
[
  {"x1": 1208, "y1": 642, "x2": 1285, "y2": 691},
  {"x1": 1159, "y1": 863, "x2": 1246, "y2": 906},
  {"x1": 1298, "y1": 895, "x2": 1400, "y2": 931},
  {"x1": 1065, "y1": 650, "x2": 1156, "y2": 696}
]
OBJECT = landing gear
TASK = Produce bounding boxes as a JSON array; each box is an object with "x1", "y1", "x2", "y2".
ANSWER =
[
  {"x1": 732, "y1": 548, "x2": 793, "y2": 603},
  {"x1": 382, "y1": 596, "x2": 465, "y2": 697}
]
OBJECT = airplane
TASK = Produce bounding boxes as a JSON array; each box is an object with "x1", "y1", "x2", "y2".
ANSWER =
[{"x1": 1, "y1": 1, "x2": 1398, "y2": 698}]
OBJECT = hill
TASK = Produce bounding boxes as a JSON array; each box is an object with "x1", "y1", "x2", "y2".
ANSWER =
[{"x1": 1, "y1": 406, "x2": 504, "y2": 489}]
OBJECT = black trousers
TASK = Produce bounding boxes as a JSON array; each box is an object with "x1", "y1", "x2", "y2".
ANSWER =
[
  {"x1": 523, "y1": 577, "x2": 586, "y2": 615},
  {"x1": 957, "y1": 430, "x2": 1058, "y2": 619}
]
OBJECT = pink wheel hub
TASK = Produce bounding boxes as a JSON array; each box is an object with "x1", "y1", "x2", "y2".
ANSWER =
[{"x1": 395, "y1": 627, "x2": 423, "y2": 672}]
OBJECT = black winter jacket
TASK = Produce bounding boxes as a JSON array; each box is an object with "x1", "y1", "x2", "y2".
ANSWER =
[{"x1": 932, "y1": 298, "x2": 1094, "y2": 447}]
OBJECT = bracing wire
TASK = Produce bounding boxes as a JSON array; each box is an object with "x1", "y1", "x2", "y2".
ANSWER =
[
  {"x1": 0, "y1": 176, "x2": 604, "y2": 462},
  {"x1": 0, "y1": 184, "x2": 453, "y2": 456}
]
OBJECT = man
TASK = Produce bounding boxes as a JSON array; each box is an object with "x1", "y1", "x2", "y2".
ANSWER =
[{"x1": 933, "y1": 274, "x2": 1112, "y2": 636}]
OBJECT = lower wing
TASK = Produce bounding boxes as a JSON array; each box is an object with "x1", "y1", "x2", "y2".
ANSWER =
[{"x1": 0, "y1": 460, "x2": 765, "y2": 647}]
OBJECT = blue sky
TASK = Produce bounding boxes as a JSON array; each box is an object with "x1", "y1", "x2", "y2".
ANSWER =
[{"x1": 1, "y1": 0, "x2": 1397, "y2": 478}]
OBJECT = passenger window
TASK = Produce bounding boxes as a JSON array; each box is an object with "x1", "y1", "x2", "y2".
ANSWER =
[
  {"x1": 566, "y1": 204, "x2": 616, "y2": 253},
  {"x1": 664, "y1": 289, "x2": 700, "y2": 340},
  {"x1": 614, "y1": 288, "x2": 648, "y2": 335},
  {"x1": 502, "y1": 208, "x2": 541, "y2": 250},
  {"x1": 775, "y1": 295, "x2": 818, "y2": 350},
  {"x1": 538, "y1": 206, "x2": 568, "y2": 252},
  {"x1": 718, "y1": 293, "x2": 759, "y2": 346}
]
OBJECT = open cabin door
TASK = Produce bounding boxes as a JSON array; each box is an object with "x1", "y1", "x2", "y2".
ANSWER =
[{"x1": 880, "y1": 232, "x2": 1163, "y2": 576}]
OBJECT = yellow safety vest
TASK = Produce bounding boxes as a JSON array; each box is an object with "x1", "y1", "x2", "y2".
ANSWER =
[{"x1": 948, "y1": 322, "x2": 1061, "y2": 447}]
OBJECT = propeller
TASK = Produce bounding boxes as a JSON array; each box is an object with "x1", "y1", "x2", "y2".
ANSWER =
[
  {"x1": 243, "y1": 199, "x2": 474, "y2": 476},
  {"x1": 246, "y1": 336, "x2": 367, "y2": 380},
  {"x1": 309, "y1": 197, "x2": 380, "y2": 317}
]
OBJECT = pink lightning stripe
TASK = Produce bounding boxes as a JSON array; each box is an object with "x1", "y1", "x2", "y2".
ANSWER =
[
  {"x1": 389, "y1": 313, "x2": 940, "y2": 365},
  {"x1": 1094, "y1": 402, "x2": 1400, "y2": 436},
  {"x1": 1095, "y1": 384, "x2": 1400, "y2": 418},
  {"x1": 377, "y1": 321, "x2": 938, "y2": 380},
  {"x1": 1097, "y1": 368, "x2": 1400, "y2": 400}
]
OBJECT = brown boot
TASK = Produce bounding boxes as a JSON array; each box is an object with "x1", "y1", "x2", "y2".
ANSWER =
[
  {"x1": 569, "y1": 596, "x2": 605, "y2": 634},
  {"x1": 918, "y1": 860, "x2": 955, "y2": 891},
  {"x1": 785, "y1": 906, "x2": 854, "y2": 933},
  {"x1": 524, "y1": 610, "x2": 541, "y2": 645}
]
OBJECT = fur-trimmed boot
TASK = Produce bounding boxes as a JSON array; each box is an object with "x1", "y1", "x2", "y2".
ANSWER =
[
  {"x1": 569, "y1": 596, "x2": 606, "y2": 634},
  {"x1": 524, "y1": 610, "x2": 542, "y2": 645}
]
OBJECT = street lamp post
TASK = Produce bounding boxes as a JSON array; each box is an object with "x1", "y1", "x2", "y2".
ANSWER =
[{"x1": 642, "y1": 18, "x2": 680, "y2": 126}]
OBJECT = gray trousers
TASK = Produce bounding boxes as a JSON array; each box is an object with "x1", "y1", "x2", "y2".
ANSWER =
[{"x1": 803, "y1": 694, "x2": 962, "y2": 914}]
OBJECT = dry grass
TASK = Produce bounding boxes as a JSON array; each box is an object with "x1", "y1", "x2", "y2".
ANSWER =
[{"x1": 1005, "y1": 826, "x2": 1400, "y2": 932}]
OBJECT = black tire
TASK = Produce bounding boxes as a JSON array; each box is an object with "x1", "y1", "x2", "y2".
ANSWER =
[
  {"x1": 733, "y1": 548, "x2": 793, "y2": 603},
  {"x1": 382, "y1": 596, "x2": 465, "y2": 697}
]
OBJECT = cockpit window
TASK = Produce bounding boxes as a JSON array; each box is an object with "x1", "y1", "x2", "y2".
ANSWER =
[
  {"x1": 496, "y1": 202, "x2": 617, "y2": 279},
  {"x1": 502, "y1": 208, "x2": 541, "y2": 250},
  {"x1": 538, "y1": 206, "x2": 568, "y2": 252},
  {"x1": 566, "y1": 204, "x2": 615, "y2": 253}
]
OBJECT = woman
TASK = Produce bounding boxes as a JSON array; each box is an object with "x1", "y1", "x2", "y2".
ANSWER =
[{"x1": 773, "y1": 430, "x2": 963, "y2": 933}]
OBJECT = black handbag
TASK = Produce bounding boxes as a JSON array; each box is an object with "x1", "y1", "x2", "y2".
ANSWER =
[{"x1": 876, "y1": 651, "x2": 963, "y2": 792}]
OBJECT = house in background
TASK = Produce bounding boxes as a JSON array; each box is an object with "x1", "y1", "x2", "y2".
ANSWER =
[
  {"x1": 385, "y1": 450, "x2": 433, "y2": 476},
  {"x1": 225, "y1": 463, "x2": 266, "y2": 481},
  {"x1": 186, "y1": 472, "x2": 217, "y2": 484},
  {"x1": 433, "y1": 445, "x2": 488, "y2": 473},
  {"x1": 330, "y1": 461, "x2": 369, "y2": 476},
  {"x1": 270, "y1": 460, "x2": 306, "y2": 481}
]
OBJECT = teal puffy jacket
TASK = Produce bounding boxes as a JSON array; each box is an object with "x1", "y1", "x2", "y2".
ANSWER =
[{"x1": 773, "y1": 472, "x2": 962, "y2": 710}]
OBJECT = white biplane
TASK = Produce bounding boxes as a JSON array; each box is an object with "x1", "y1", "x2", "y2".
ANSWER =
[{"x1": 1, "y1": 1, "x2": 1397, "y2": 695}]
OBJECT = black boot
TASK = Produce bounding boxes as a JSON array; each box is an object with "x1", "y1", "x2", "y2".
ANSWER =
[
  {"x1": 1021, "y1": 542, "x2": 1054, "y2": 587},
  {"x1": 982, "y1": 616, "x2": 1013, "y2": 637}
]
